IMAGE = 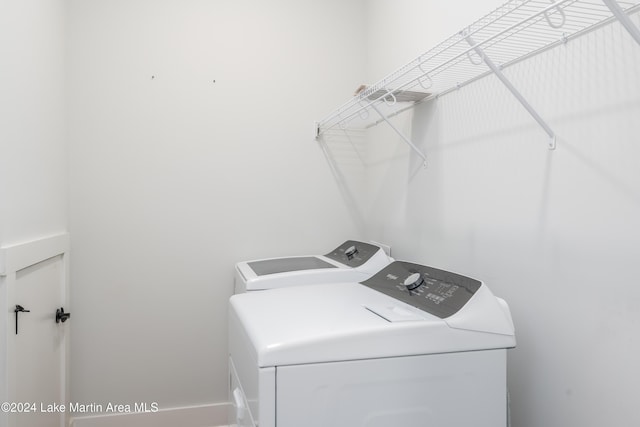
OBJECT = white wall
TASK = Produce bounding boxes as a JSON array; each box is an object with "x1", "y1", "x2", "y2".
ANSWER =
[
  {"x1": 0, "y1": 0, "x2": 68, "y2": 247},
  {"x1": 66, "y1": 0, "x2": 366, "y2": 410},
  {"x1": 365, "y1": 0, "x2": 506, "y2": 82},
  {"x1": 0, "y1": 0, "x2": 68, "y2": 414},
  {"x1": 361, "y1": 1, "x2": 640, "y2": 427}
]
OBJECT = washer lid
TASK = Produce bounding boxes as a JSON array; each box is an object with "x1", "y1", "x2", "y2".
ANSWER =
[{"x1": 229, "y1": 262, "x2": 516, "y2": 367}]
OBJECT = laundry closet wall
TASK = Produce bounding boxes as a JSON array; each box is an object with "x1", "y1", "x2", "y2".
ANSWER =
[
  {"x1": 360, "y1": 1, "x2": 640, "y2": 427},
  {"x1": 66, "y1": 0, "x2": 366, "y2": 413}
]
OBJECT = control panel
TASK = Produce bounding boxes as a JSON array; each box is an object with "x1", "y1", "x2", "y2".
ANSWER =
[
  {"x1": 361, "y1": 261, "x2": 481, "y2": 319},
  {"x1": 325, "y1": 240, "x2": 382, "y2": 268}
]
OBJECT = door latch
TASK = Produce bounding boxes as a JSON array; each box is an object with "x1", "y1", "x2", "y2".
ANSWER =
[
  {"x1": 14, "y1": 305, "x2": 30, "y2": 335},
  {"x1": 56, "y1": 307, "x2": 71, "y2": 323}
]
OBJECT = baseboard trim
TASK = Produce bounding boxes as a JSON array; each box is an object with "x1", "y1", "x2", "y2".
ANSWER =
[{"x1": 68, "y1": 402, "x2": 230, "y2": 427}]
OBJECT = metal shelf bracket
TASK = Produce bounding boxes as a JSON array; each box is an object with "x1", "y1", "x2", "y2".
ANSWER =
[
  {"x1": 371, "y1": 104, "x2": 428, "y2": 168},
  {"x1": 603, "y1": 0, "x2": 640, "y2": 46},
  {"x1": 464, "y1": 33, "x2": 557, "y2": 150}
]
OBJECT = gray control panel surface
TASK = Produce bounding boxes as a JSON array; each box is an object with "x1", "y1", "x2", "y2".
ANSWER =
[
  {"x1": 248, "y1": 256, "x2": 336, "y2": 276},
  {"x1": 361, "y1": 261, "x2": 481, "y2": 318},
  {"x1": 324, "y1": 240, "x2": 381, "y2": 268}
]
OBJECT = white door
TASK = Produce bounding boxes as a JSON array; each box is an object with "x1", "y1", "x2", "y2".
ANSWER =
[{"x1": 8, "y1": 254, "x2": 68, "y2": 427}]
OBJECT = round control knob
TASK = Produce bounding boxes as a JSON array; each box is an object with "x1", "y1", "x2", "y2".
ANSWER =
[
  {"x1": 404, "y1": 272, "x2": 424, "y2": 291},
  {"x1": 344, "y1": 245, "x2": 358, "y2": 259}
]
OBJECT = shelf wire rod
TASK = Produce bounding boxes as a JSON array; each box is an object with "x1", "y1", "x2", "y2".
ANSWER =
[
  {"x1": 322, "y1": 0, "x2": 576, "y2": 131},
  {"x1": 602, "y1": 0, "x2": 640, "y2": 45},
  {"x1": 434, "y1": 8, "x2": 573, "y2": 76},
  {"x1": 317, "y1": 0, "x2": 640, "y2": 136},
  {"x1": 457, "y1": 0, "x2": 575, "y2": 53},
  {"x1": 404, "y1": 1, "x2": 574, "y2": 93},
  {"x1": 481, "y1": 13, "x2": 563, "y2": 45},
  {"x1": 321, "y1": 1, "x2": 571, "y2": 131},
  {"x1": 364, "y1": 97, "x2": 435, "y2": 130},
  {"x1": 370, "y1": 104, "x2": 428, "y2": 167},
  {"x1": 371, "y1": 1, "x2": 639, "y2": 124},
  {"x1": 489, "y1": 4, "x2": 640, "y2": 70},
  {"x1": 465, "y1": 33, "x2": 556, "y2": 149},
  {"x1": 462, "y1": 0, "x2": 546, "y2": 43}
]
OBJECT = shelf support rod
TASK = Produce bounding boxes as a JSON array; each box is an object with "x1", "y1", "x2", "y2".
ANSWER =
[
  {"x1": 602, "y1": 0, "x2": 640, "y2": 46},
  {"x1": 370, "y1": 103, "x2": 427, "y2": 167},
  {"x1": 464, "y1": 34, "x2": 556, "y2": 150}
]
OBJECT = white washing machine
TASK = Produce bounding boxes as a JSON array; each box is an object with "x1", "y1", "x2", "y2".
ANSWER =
[
  {"x1": 228, "y1": 261, "x2": 516, "y2": 427},
  {"x1": 234, "y1": 240, "x2": 391, "y2": 293}
]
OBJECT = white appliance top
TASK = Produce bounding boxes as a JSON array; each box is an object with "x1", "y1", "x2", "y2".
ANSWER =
[
  {"x1": 235, "y1": 240, "x2": 391, "y2": 291},
  {"x1": 229, "y1": 261, "x2": 516, "y2": 367}
]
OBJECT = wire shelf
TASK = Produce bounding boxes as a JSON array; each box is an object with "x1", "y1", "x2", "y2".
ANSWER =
[{"x1": 316, "y1": 0, "x2": 640, "y2": 136}]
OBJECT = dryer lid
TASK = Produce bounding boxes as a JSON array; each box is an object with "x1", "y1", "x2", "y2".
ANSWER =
[{"x1": 247, "y1": 256, "x2": 336, "y2": 276}]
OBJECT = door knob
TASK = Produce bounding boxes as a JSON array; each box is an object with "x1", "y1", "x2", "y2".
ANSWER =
[{"x1": 56, "y1": 307, "x2": 71, "y2": 323}]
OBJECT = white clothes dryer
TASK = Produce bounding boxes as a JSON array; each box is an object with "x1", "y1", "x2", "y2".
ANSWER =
[
  {"x1": 234, "y1": 240, "x2": 391, "y2": 293},
  {"x1": 228, "y1": 261, "x2": 516, "y2": 427}
]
